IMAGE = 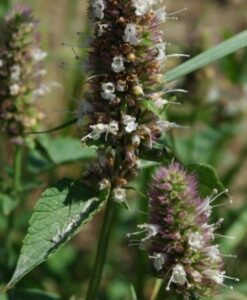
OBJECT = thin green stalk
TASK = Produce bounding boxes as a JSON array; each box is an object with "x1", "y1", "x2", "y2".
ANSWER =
[
  {"x1": 13, "y1": 145, "x2": 23, "y2": 193},
  {"x1": 151, "y1": 279, "x2": 163, "y2": 300},
  {"x1": 86, "y1": 193, "x2": 115, "y2": 300}
]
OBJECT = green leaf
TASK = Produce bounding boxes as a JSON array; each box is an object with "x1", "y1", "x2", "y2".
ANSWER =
[
  {"x1": 221, "y1": 207, "x2": 247, "y2": 253},
  {"x1": 138, "y1": 159, "x2": 161, "y2": 169},
  {"x1": 165, "y1": 30, "x2": 247, "y2": 83},
  {"x1": 187, "y1": 163, "x2": 225, "y2": 198},
  {"x1": 27, "y1": 147, "x2": 53, "y2": 174},
  {"x1": 129, "y1": 284, "x2": 137, "y2": 300},
  {"x1": 6, "y1": 179, "x2": 110, "y2": 290},
  {"x1": 37, "y1": 136, "x2": 97, "y2": 165},
  {"x1": 8, "y1": 289, "x2": 61, "y2": 300}
]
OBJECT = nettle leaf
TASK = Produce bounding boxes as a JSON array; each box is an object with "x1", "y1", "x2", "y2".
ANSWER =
[
  {"x1": 187, "y1": 163, "x2": 225, "y2": 198},
  {"x1": 38, "y1": 136, "x2": 97, "y2": 165},
  {"x1": 165, "y1": 30, "x2": 247, "y2": 83},
  {"x1": 6, "y1": 179, "x2": 110, "y2": 290}
]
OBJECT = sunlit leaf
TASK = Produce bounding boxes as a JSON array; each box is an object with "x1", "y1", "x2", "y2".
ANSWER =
[
  {"x1": 37, "y1": 136, "x2": 96, "y2": 165},
  {"x1": 6, "y1": 179, "x2": 110, "y2": 290}
]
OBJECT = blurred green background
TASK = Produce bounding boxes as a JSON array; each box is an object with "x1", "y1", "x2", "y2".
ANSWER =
[{"x1": 0, "y1": 0, "x2": 247, "y2": 299}]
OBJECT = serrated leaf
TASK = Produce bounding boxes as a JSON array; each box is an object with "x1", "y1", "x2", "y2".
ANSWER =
[
  {"x1": 187, "y1": 163, "x2": 225, "y2": 198},
  {"x1": 165, "y1": 30, "x2": 247, "y2": 83},
  {"x1": 6, "y1": 179, "x2": 110, "y2": 290},
  {"x1": 38, "y1": 136, "x2": 97, "y2": 165},
  {"x1": 8, "y1": 289, "x2": 61, "y2": 300}
]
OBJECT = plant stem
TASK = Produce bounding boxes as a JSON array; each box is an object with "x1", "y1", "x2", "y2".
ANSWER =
[
  {"x1": 151, "y1": 279, "x2": 163, "y2": 300},
  {"x1": 13, "y1": 145, "x2": 23, "y2": 193},
  {"x1": 86, "y1": 193, "x2": 115, "y2": 300}
]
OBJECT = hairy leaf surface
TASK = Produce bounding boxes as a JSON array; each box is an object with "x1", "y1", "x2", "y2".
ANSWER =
[{"x1": 6, "y1": 179, "x2": 109, "y2": 289}]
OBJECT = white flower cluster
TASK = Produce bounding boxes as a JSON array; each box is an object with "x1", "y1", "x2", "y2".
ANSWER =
[
  {"x1": 92, "y1": 0, "x2": 105, "y2": 20},
  {"x1": 82, "y1": 121, "x2": 119, "y2": 142}
]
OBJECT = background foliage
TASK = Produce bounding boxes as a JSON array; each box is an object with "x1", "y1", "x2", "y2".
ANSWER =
[{"x1": 0, "y1": 0, "x2": 247, "y2": 299}]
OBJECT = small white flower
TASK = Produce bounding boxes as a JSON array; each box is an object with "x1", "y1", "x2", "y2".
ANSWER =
[
  {"x1": 154, "y1": 98, "x2": 169, "y2": 109},
  {"x1": 156, "y1": 120, "x2": 185, "y2": 132},
  {"x1": 10, "y1": 83, "x2": 20, "y2": 96},
  {"x1": 207, "y1": 246, "x2": 221, "y2": 262},
  {"x1": 113, "y1": 188, "x2": 126, "y2": 203},
  {"x1": 203, "y1": 270, "x2": 224, "y2": 285},
  {"x1": 31, "y1": 48, "x2": 47, "y2": 62},
  {"x1": 82, "y1": 121, "x2": 119, "y2": 142},
  {"x1": 155, "y1": 8, "x2": 167, "y2": 22},
  {"x1": 89, "y1": 123, "x2": 108, "y2": 140},
  {"x1": 166, "y1": 264, "x2": 187, "y2": 291},
  {"x1": 188, "y1": 232, "x2": 204, "y2": 250},
  {"x1": 132, "y1": 134, "x2": 141, "y2": 146},
  {"x1": 99, "y1": 178, "x2": 110, "y2": 190},
  {"x1": 127, "y1": 223, "x2": 160, "y2": 250},
  {"x1": 123, "y1": 23, "x2": 139, "y2": 46},
  {"x1": 101, "y1": 82, "x2": 116, "y2": 101},
  {"x1": 191, "y1": 270, "x2": 202, "y2": 283},
  {"x1": 116, "y1": 80, "x2": 127, "y2": 92},
  {"x1": 137, "y1": 223, "x2": 160, "y2": 242},
  {"x1": 156, "y1": 43, "x2": 166, "y2": 61},
  {"x1": 111, "y1": 55, "x2": 125, "y2": 73},
  {"x1": 10, "y1": 65, "x2": 21, "y2": 82},
  {"x1": 97, "y1": 23, "x2": 109, "y2": 36},
  {"x1": 123, "y1": 115, "x2": 138, "y2": 133},
  {"x1": 149, "y1": 253, "x2": 166, "y2": 271},
  {"x1": 107, "y1": 121, "x2": 119, "y2": 136},
  {"x1": 132, "y1": 0, "x2": 150, "y2": 16},
  {"x1": 92, "y1": 0, "x2": 105, "y2": 20},
  {"x1": 0, "y1": 59, "x2": 3, "y2": 68}
]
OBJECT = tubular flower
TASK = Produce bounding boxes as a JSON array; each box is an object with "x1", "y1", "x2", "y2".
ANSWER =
[
  {"x1": 128, "y1": 163, "x2": 238, "y2": 299},
  {"x1": 80, "y1": 0, "x2": 183, "y2": 193},
  {"x1": 0, "y1": 5, "x2": 47, "y2": 144}
]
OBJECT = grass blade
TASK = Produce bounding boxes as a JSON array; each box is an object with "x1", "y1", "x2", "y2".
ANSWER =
[{"x1": 165, "y1": 30, "x2": 247, "y2": 83}]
